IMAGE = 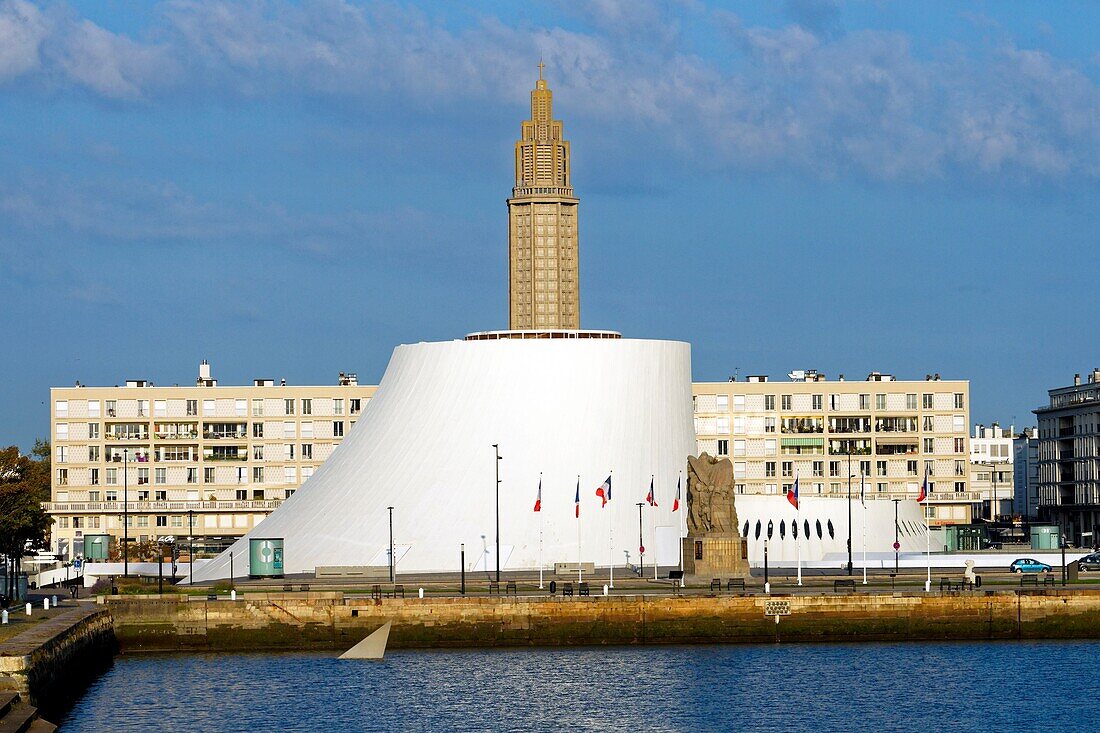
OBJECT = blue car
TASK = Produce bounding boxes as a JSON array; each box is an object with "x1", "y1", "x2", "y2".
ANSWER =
[{"x1": 1010, "y1": 558, "x2": 1052, "y2": 574}]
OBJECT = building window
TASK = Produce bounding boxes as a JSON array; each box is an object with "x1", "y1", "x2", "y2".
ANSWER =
[
  {"x1": 284, "y1": 467, "x2": 296, "y2": 483},
  {"x1": 301, "y1": 443, "x2": 313, "y2": 459},
  {"x1": 56, "y1": 446, "x2": 67, "y2": 463},
  {"x1": 765, "y1": 439, "x2": 776, "y2": 455},
  {"x1": 923, "y1": 438, "x2": 934, "y2": 453},
  {"x1": 781, "y1": 395, "x2": 791, "y2": 411},
  {"x1": 56, "y1": 423, "x2": 68, "y2": 440},
  {"x1": 234, "y1": 399, "x2": 247, "y2": 417},
  {"x1": 204, "y1": 467, "x2": 215, "y2": 484},
  {"x1": 859, "y1": 394, "x2": 870, "y2": 410},
  {"x1": 875, "y1": 394, "x2": 886, "y2": 410},
  {"x1": 252, "y1": 399, "x2": 264, "y2": 417},
  {"x1": 301, "y1": 466, "x2": 313, "y2": 480},
  {"x1": 877, "y1": 460, "x2": 887, "y2": 476},
  {"x1": 859, "y1": 460, "x2": 870, "y2": 476},
  {"x1": 733, "y1": 395, "x2": 745, "y2": 412},
  {"x1": 765, "y1": 461, "x2": 776, "y2": 477},
  {"x1": 922, "y1": 393, "x2": 933, "y2": 409},
  {"x1": 106, "y1": 469, "x2": 117, "y2": 485},
  {"x1": 334, "y1": 398, "x2": 344, "y2": 416},
  {"x1": 923, "y1": 415, "x2": 934, "y2": 431},
  {"x1": 764, "y1": 417, "x2": 776, "y2": 433},
  {"x1": 87, "y1": 400, "x2": 100, "y2": 417},
  {"x1": 283, "y1": 421, "x2": 296, "y2": 438},
  {"x1": 765, "y1": 395, "x2": 775, "y2": 411},
  {"x1": 186, "y1": 400, "x2": 197, "y2": 416},
  {"x1": 302, "y1": 399, "x2": 312, "y2": 415},
  {"x1": 284, "y1": 444, "x2": 295, "y2": 460},
  {"x1": 55, "y1": 468, "x2": 68, "y2": 486},
  {"x1": 952, "y1": 415, "x2": 965, "y2": 433},
  {"x1": 829, "y1": 461, "x2": 840, "y2": 477},
  {"x1": 907, "y1": 460, "x2": 918, "y2": 476},
  {"x1": 716, "y1": 395, "x2": 728, "y2": 412},
  {"x1": 203, "y1": 399, "x2": 215, "y2": 416},
  {"x1": 954, "y1": 393, "x2": 964, "y2": 409},
  {"x1": 733, "y1": 440, "x2": 745, "y2": 457},
  {"x1": 154, "y1": 400, "x2": 167, "y2": 417},
  {"x1": 716, "y1": 417, "x2": 730, "y2": 434},
  {"x1": 90, "y1": 468, "x2": 100, "y2": 485},
  {"x1": 925, "y1": 460, "x2": 935, "y2": 476},
  {"x1": 236, "y1": 467, "x2": 246, "y2": 484},
  {"x1": 253, "y1": 445, "x2": 264, "y2": 461},
  {"x1": 717, "y1": 439, "x2": 729, "y2": 456},
  {"x1": 171, "y1": 515, "x2": 183, "y2": 528},
  {"x1": 155, "y1": 468, "x2": 166, "y2": 484},
  {"x1": 236, "y1": 489, "x2": 247, "y2": 500},
  {"x1": 782, "y1": 461, "x2": 793, "y2": 478},
  {"x1": 954, "y1": 438, "x2": 965, "y2": 453},
  {"x1": 333, "y1": 421, "x2": 344, "y2": 437},
  {"x1": 253, "y1": 423, "x2": 264, "y2": 439},
  {"x1": 812, "y1": 394, "x2": 822, "y2": 410},
  {"x1": 88, "y1": 445, "x2": 100, "y2": 462},
  {"x1": 155, "y1": 490, "x2": 167, "y2": 500},
  {"x1": 284, "y1": 399, "x2": 295, "y2": 416},
  {"x1": 906, "y1": 394, "x2": 917, "y2": 410},
  {"x1": 187, "y1": 468, "x2": 198, "y2": 484},
  {"x1": 812, "y1": 461, "x2": 824, "y2": 477},
  {"x1": 137, "y1": 516, "x2": 148, "y2": 528},
  {"x1": 954, "y1": 481, "x2": 965, "y2": 493},
  {"x1": 732, "y1": 416, "x2": 745, "y2": 434},
  {"x1": 253, "y1": 467, "x2": 264, "y2": 483},
  {"x1": 301, "y1": 422, "x2": 313, "y2": 439},
  {"x1": 137, "y1": 468, "x2": 149, "y2": 485}
]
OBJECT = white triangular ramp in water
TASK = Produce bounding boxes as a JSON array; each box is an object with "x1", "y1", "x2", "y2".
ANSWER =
[{"x1": 339, "y1": 621, "x2": 391, "y2": 660}]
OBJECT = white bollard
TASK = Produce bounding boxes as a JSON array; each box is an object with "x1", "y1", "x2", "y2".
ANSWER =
[
  {"x1": 418, "y1": 588, "x2": 424, "y2": 599},
  {"x1": 230, "y1": 590, "x2": 236, "y2": 601},
  {"x1": 603, "y1": 584, "x2": 609, "y2": 596},
  {"x1": 2, "y1": 609, "x2": 8, "y2": 624},
  {"x1": 924, "y1": 580, "x2": 931, "y2": 593},
  {"x1": 43, "y1": 598, "x2": 49, "y2": 610},
  {"x1": 52, "y1": 595, "x2": 58, "y2": 607},
  {"x1": 764, "y1": 581, "x2": 771, "y2": 595},
  {"x1": 26, "y1": 603, "x2": 32, "y2": 616}
]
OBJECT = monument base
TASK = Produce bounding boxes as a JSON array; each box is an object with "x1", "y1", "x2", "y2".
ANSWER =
[{"x1": 682, "y1": 534, "x2": 748, "y2": 580}]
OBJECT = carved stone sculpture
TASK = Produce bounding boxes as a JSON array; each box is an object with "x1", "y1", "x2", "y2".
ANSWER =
[{"x1": 687, "y1": 453, "x2": 739, "y2": 537}]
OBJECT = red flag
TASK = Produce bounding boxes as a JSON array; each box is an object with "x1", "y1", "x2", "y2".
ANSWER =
[
  {"x1": 672, "y1": 477, "x2": 680, "y2": 512},
  {"x1": 533, "y1": 478, "x2": 542, "y2": 512}
]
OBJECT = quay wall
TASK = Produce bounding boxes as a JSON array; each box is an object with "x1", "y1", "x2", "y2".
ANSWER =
[
  {"x1": 106, "y1": 590, "x2": 1100, "y2": 652},
  {"x1": 0, "y1": 607, "x2": 116, "y2": 719}
]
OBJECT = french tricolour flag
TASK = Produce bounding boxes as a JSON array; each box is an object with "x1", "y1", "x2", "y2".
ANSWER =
[
  {"x1": 672, "y1": 477, "x2": 681, "y2": 512},
  {"x1": 646, "y1": 476, "x2": 657, "y2": 507},
  {"x1": 575, "y1": 478, "x2": 580, "y2": 518},
  {"x1": 787, "y1": 476, "x2": 800, "y2": 510},
  {"x1": 533, "y1": 477, "x2": 542, "y2": 513},
  {"x1": 596, "y1": 475, "x2": 612, "y2": 507},
  {"x1": 917, "y1": 468, "x2": 928, "y2": 503}
]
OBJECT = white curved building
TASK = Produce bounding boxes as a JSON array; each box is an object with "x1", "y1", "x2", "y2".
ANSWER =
[
  {"x1": 733, "y1": 495, "x2": 929, "y2": 568},
  {"x1": 192, "y1": 332, "x2": 695, "y2": 581}
]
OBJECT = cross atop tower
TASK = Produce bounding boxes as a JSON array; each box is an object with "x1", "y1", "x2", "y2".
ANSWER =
[{"x1": 537, "y1": 60, "x2": 545, "y2": 79}]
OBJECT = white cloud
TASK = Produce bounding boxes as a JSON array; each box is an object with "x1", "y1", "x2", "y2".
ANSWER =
[{"x1": 2, "y1": 0, "x2": 1100, "y2": 183}]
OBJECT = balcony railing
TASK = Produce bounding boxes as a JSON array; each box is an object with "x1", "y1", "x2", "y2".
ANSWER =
[{"x1": 44, "y1": 500, "x2": 283, "y2": 513}]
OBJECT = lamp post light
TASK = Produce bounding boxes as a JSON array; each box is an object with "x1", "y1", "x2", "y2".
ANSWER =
[
  {"x1": 492, "y1": 444, "x2": 502, "y2": 583},
  {"x1": 387, "y1": 506, "x2": 395, "y2": 584},
  {"x1": 846, "y1": 448, "x2": 853, "y2": 576},
  {"x1": 460, "y1": 543, "x2": 465, "y2": 596},
  {"x1": 123, "y1": 448, "x2": 130, "y2": 578},
  {"x1": 763, "y1": 539, "x2": 770, "y2": 595},
  {"x1": 1061, "y1": 531, "x2": 1067, "y2": 587},
  {"x1": 636, "y1": 502, "x2": 645, "y2": 573}
]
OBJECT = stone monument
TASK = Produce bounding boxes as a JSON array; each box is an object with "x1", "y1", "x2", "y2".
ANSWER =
[{"x1": 682, "y1": 453, "x2": 748, "y2": 579}]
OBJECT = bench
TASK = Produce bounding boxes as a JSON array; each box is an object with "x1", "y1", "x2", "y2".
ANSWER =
[
  {"x1": 940, "y1": 578, "x2": 973, "y2": 591},
  {"x1": 1043, "y1": 575, "x2": 1057, "y2": 587},
  {"x1": 388, "y1": 584, "x2": 404, "y2": 599},
  {"x1": 727, "y1": 578, "x2": 746, "y2": 591},
  {"x1": 282, "y1": 584, "x2": 293, "y2": 592},
  {"x1": 505, "y1": 581, "x2": 517, "y2": 596},
  {"x1": 370, "y1": 584, "x2": 382, "y2": 600},
  {"x1": 299, "y1": 584, "x2": 310, "y2": 592},
  {"x1": 488, "y1": 581, "x2": 500, "y2": 595},
  {"x1": 578, "y1": 582, "x2": 590, "y2": 596},
  {"x1": 562, "y1": 582, "x2": 574, "y2": 597},
  {"x1": 1020, "y1": 575, "x2": 1039, "y2": 587},
  {"x1": 833, "y1": 579, "x2": 856, "y2": 594},
  {"x1": 206, "y1": 593, "x2": 218, "y2": 601},
  {"x1": 709, "y1": 578, "x2": 722, "y2": 592}
]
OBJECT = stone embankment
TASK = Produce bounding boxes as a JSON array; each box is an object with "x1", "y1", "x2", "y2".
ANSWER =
[
  {"x1": 107, "y1": 589, "x2": 1100, "y2": 652},
  {"x1": 0, "y1": 606, "x2": 115, "y2": 721}
]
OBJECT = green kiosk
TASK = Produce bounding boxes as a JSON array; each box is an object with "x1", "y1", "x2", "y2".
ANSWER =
[
  {"x1": 84, "y1": 534, "x2": 113, "y2": 561},
  {"x1": 249, "y1": 538, "x2": 285, "y2": 579}
]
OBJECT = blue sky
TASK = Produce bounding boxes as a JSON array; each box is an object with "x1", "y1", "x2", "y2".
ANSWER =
[{"x1": 2, "y1": 0, "x2": 1100, "y2": 449}]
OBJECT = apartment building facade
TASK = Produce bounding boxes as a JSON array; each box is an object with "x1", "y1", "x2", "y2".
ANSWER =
[
  {"x1": 693, "y1": 371, "x2": 973, "y2": 526},
  {"x1": 968, "y1": 423, "x2": 1015, "y2": 521},
  {"x1": 47, "y1": 363, "x2": 375, "y2": 559},
  {"x1": 1034, "y1": 369, "x2": 1100, "y2": 548}
]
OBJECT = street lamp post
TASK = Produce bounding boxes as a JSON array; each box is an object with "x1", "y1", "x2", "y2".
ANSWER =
[
  {"x1": 492, "y1": 444, "x2": 502, "y2": 583},
  {"x1": 636, "y1": 502, "x2": 645, "y2": 573},
  {"x1": 387, "y1": 506, "x2": 395, "y2": 584},
  {"x1": 893, "y1": 498, "x2": 901, "y2": 575},
  {"x1": 846, "y1": 448, "x2": 853, "y2": 576},
  {"x1": 460, "y1": 543, "x2": 465, "y2": 596},
  {"x1": 763, "y1": 539, "x2": 770, "y2": 595},
  {"x1": 123, "y1": 448, "x2": 130, "y2": 577},
  {"x1": 187, "y1": 509, "x2": 194, "y2": 585}
]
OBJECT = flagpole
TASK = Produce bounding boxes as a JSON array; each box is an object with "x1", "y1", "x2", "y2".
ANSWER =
[
  {"x1": 651, "y1": 475, "x2": 658, "y2": 581},
  {"x1": 608, "y1": 471, "x2": 614, "y2": 590},
  {"x1": 796, "y1": 475, "x2": 803, "y2": 587},
  {"x1": 924, "y1": 496, "x2": 931, "y2": 593},
  {"x1": 538, "y1": 473, "x2": 544, "y2": 590},
  {"x1": 577, "y1": 475, "x2": 582, "y2": 585},
  {"x1": 678, "y1": 471, "x2": 684, "y2": 574}
]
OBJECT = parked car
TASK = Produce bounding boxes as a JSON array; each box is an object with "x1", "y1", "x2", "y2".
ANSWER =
[
  {"x1": 1078, "y1": 552, "x2": 1100, "y2": 572},
  {"x1": 1010, "y1": 558, "x2": 1052, "y2": 574}
]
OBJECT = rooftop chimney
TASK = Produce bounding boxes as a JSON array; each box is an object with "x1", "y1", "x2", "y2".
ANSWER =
[
  {"x1": 196, "y1": 360, "x2": 217, "y2": 387},
  {"x1": 1074, "y1": 373, "x2": 1081, "y2": 386}
]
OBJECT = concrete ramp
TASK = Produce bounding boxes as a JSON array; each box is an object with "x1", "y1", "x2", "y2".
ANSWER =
[{"x1": 338, "y1": 621, "x2": 391, "y2": 661}]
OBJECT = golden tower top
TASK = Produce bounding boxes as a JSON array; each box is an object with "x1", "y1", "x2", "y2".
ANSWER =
[{"x1": 514, "y1": 66, "x2": 572, "y2": 196}]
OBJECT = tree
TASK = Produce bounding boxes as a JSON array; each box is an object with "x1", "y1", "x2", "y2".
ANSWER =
[{"x1": 0, "y1": 442, "x2": 52, "y2": 601}]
